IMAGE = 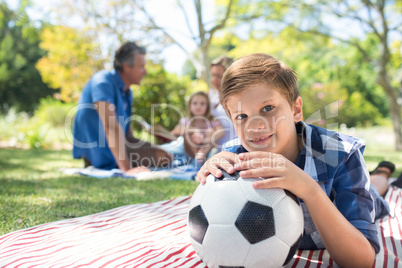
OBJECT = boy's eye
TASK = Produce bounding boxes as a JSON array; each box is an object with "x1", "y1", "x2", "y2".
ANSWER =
[
  {"x1": 235, "y1": 114, "x2": 247, "y2": 120},
  {"x1": 262, "y1": 105, "x2": 274, "y2": 113}
]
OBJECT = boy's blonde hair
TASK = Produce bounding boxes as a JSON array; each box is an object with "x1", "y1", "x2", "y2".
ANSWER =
[{"x1": 220, "y1": 53, "x2": 300, "y2": 114}]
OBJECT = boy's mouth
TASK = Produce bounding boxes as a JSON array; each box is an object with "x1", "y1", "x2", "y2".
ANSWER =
[{"x1": 248, "y1": 134, "x2": 273, "y2": 145}]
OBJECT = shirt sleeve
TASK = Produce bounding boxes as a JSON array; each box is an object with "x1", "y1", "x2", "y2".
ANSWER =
[
  {"x1": 332, "y1": 147, "x2": 380, "y2": 253},
  {"x1": 90, "y1": 74, "x2": 116, "y2": 105}
]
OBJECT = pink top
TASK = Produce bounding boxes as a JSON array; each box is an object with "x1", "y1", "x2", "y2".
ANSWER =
[{"x1": 179, "y1": 117, "x2": 220, "y2": 132}]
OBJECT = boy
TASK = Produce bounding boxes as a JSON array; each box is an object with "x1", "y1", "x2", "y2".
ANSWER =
[{"x1": 196, "y1": 53, "x2": 378, "y2": 267}]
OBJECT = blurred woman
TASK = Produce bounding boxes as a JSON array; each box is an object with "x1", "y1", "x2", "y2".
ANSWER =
[{"x1": 208, "y1": 56, "x2": 236, "y2": 151}]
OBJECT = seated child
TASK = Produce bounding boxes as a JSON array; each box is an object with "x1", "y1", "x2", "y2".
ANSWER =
[
  {"x1": 196, "y1": 53, "x2": 379, "y2": 267},
  {"x1": 161, "y1": 91, "x2": 224, "y2": 167}
]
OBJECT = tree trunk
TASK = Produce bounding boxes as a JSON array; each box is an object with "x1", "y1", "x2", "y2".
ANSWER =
[
  {"x1": 199, "y1": 44, "x2": 211, "y2": 88},
  {"x1": 390, "y1": 100, "x2": 402, "y2": 150},
  {"x1": 376, "y1": 71, "x2": 402, "y2": 150}
]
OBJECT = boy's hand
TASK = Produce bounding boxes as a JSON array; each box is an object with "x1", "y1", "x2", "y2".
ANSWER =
[
  {"x1": 234, "y1": 152, "x2": 317, "y2": 201},
  {"x1": 196, "y1": 151, "x2": 239, "y2": 184}
]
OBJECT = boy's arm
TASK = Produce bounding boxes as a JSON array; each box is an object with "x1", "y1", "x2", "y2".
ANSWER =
[{"x1": 302, "y1": 183, "x2": 375, "y2": 268}]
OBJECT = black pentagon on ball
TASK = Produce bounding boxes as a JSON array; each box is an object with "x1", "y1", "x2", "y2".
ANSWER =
[
  {"x1": 188, "y1": 205, "x2": 209, "y2": 244},
  {"x1": 284, "y1": 190, "x2": 299, "y2": 205},
  {"x1": 283, "y1": 234, "x2": 303, "y2": 266},
  {"x1": 215, "y1": 168, "x2": 240, "y2": 181},
  {"x1": 235, "y1": 201, "x2": 275, "y2": 244}
]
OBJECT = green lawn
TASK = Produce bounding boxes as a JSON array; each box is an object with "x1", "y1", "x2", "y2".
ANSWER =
[
  {"x1": 0, "y1": 149, "x2": 198, "y2": 236},
  {"x1": 1, "y1": 140, "x2": 401, "y2": 236}
]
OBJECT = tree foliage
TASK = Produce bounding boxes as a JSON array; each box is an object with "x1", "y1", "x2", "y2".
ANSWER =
[
  {"x1": 132, "y1": 62, "x2": 193, "y2": 132},
  {"x1": 223, "y1": 27, "x2": 387, "y2": 127},
  {"x1": 36, "y1": 25, "x2": 104, "y2": 102},
  {"x1": 0, "y1": 1, "x2": 54, "y2": 112},
  {"x1": 226, "y1": 0, "x2": 402, "y2": 149},
  {"x1": 141, "y1": 0, "x2": 235, "y2": 86}
]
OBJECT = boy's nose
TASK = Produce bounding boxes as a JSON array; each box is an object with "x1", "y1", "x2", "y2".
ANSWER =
[{"x1": 246, "y1": 116, "x2": 269, "y2": 132}]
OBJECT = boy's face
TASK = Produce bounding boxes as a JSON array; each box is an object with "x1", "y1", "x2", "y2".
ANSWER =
[{"x1": 226, "y1": 84, "x2": 303, "y2": 160}]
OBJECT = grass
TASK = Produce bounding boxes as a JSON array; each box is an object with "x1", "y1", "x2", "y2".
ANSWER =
[
  {"x1": 0, "y1": 149, "x2": 198, "y2": 236},
  {"x1": 0, "y1": 129, "x2": 401, "y2": 236}
]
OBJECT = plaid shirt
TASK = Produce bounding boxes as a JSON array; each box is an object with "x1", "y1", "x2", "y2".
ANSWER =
[{"x1": 224, "y1": 121, "x2": 380, "y2": 253}]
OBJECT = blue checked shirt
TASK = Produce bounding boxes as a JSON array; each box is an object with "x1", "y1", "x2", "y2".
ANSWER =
[{"x1": 223, "y1": 121, "x2": 380, "y2": 253}]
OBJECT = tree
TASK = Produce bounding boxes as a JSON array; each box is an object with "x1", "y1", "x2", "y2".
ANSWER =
[
  {"x1": 132, "y1": 62, "x2": 192, "y2": 132},
  {"x1": 0, "y1": 1, "x2": 54, "y2": 112},
  {"x1": 225, "y1": 27, "x2": 385, "y2": 127},
  {"x1": 49, "y1": 0, "x2": 165, "y2": 66},
  {"x1": 269, "y1": 0, "x2": 402, "y2": 149},
  {"x1": 36, "y1": 25, "x2": 104, "y2": 102},
  {"x1": 140, "y1": 0, "x2": 234, "y2": 86}
]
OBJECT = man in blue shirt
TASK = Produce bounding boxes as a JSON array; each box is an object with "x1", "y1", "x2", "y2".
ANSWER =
[{"x1": 72, "y1": 42, "x2": 172, "y2": 172}]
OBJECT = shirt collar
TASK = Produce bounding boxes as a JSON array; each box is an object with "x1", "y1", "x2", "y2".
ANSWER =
[{"x1": 111, "y1": 69, "x2": 126, "y2": 94}]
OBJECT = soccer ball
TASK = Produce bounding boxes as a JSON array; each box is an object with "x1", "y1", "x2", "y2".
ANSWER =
[{"x1": 187, "y1": 170, "x2": 304, "y2": 268}]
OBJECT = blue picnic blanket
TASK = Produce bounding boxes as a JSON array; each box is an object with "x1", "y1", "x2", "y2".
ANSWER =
[{"x1": 62, "y1": 165, "x2": 199, "y2": 181}]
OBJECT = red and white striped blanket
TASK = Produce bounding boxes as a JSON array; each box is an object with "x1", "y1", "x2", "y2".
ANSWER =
[{"x1": 0, "y1": 187, "x2": 401, "y2": 267}]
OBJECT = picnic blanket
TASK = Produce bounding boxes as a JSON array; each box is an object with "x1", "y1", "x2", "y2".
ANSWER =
[
  {"x1": 61, "y1": 166, "x2": 199, "y2": 181},
  {"x1": 0, "y1": 186, "x2": 401, "y2": 267}
]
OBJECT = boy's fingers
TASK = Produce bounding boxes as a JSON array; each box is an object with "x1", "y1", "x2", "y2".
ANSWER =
[
  {"x1": 239, "y1": 152, "x2": 278, "y2": 161},
  {"x1": 239, "y1": 167, "x2": 281, "y2": 179},
  {"x1": 196, "y1": 152, "x2": 239, "y2": 183},
  {"x1": 252, "y1": 177, "x2": 282, "y2": 189},
  {"x1": 235, "y1": 158, "x2": 276, "y2": 170},
  {"x1": 196, "y1": 168, "x2": 211, "y2": 184},
  {"x1": 207, "y1": 153, "x2": 238, "y2": 175},
  {"x1": 217, "y1": 158, "x2": 236, "y2": 175}
]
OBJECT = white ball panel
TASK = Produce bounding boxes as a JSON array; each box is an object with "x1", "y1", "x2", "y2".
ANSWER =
[
  {"x1": 202, "y1": 224, "x2": 250, "y2": 267},
  {"x1": 201, "y1": 181, "x2": 247, "y2": 224},
  {"x1": 188, "y1": 174, "x2": 215, "y2": 211},
  {"x1": 189, "y1": 237, "x2": 206, "y2": 260},
  {"x1": 237, "y1": 178, "x2": 285, "y2": 208},
  {"x1": 244, "y1": 236, "x2": 290, "y2": 268},
  {"x1": 273, "y1": 197, "x2": 304, "y2": 246},
  {"x1": 188, "y1": 175, "x2": 304, "y2": 268}
]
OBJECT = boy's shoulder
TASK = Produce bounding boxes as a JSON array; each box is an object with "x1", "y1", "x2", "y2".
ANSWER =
[{"x1": 306, "y1": 123, "x2": 366, "y2": 155}]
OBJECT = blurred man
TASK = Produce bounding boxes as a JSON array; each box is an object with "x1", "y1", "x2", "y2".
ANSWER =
[{"x1": 72, "y1": 42, "x2": 172, "y2": 172}]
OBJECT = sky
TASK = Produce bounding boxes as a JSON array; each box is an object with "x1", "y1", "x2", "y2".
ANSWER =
[
  {"x1": 5, "y1": 0, "x2": 217, "y2": 75},
  {"x1": 5, "y1": 0, "x2": 401, "y2": 75}
]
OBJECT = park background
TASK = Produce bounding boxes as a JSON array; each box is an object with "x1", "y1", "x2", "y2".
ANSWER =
[{"x1": 0, "y1": 0, "x2": 401, "y2": 235}]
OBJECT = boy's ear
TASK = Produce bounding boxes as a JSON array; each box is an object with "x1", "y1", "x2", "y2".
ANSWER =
[{"x1": 293, "y1": 96, "x2": 303, "y2": 122}]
